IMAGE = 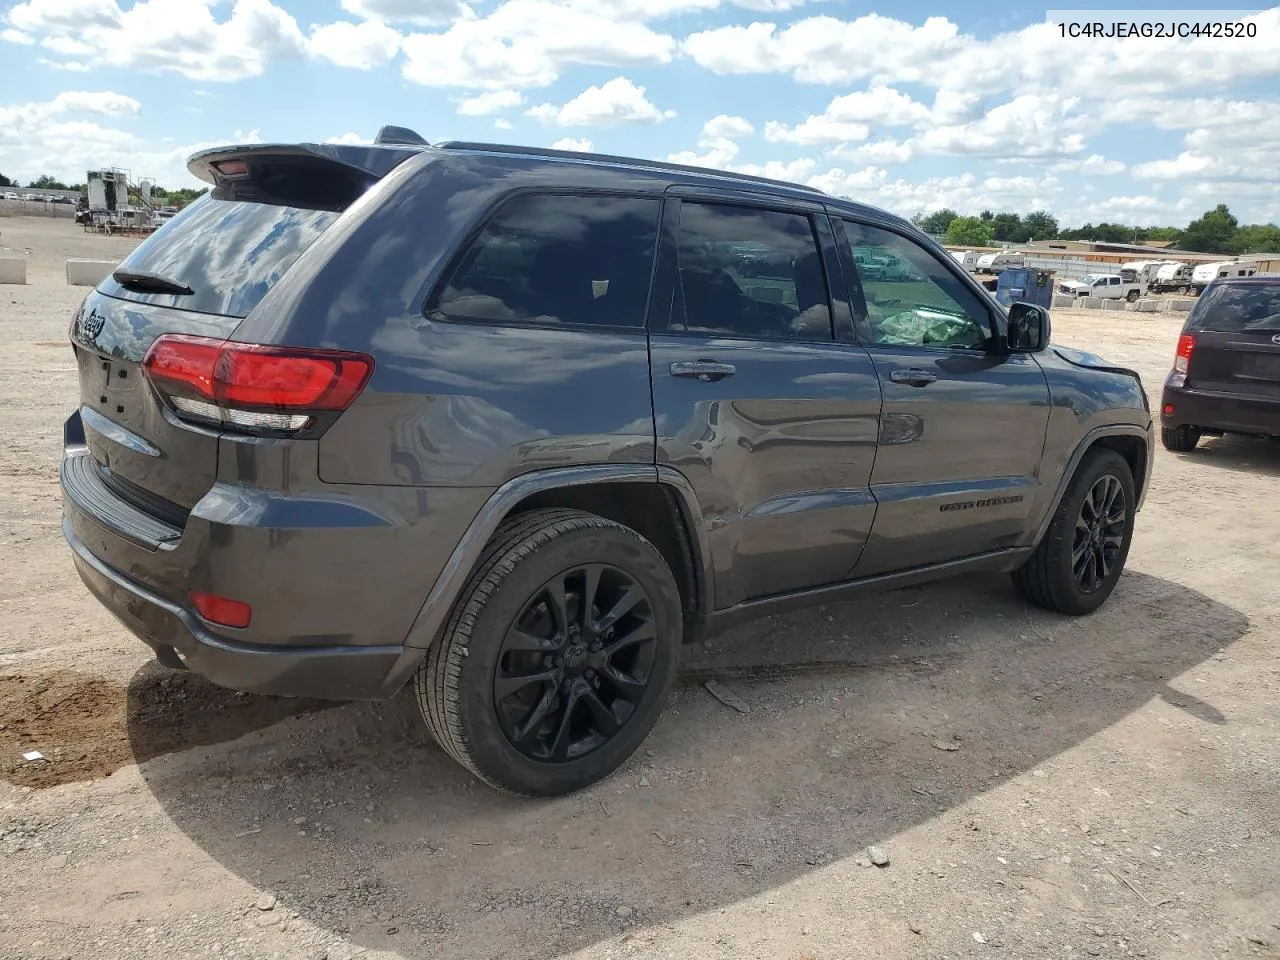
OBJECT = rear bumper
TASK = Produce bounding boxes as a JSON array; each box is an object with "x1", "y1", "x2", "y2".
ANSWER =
[
  {"x1": 64, "y1": 516, "x2": 415, "y2": 699},
  {"x1": 1161, "y1": 381, "x2": 1280, "y2": 437}
]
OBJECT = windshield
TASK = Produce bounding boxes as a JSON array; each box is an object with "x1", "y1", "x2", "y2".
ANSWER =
[
  {"x1": 1188, "y1": 282, "x2": 1280, "y2": 333},
  {"x1": 1078, "y1": 275, "x2": 1099, "y2": 284}
]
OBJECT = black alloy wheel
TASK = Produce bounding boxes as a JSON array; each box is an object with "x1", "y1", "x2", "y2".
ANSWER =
[{"x1": 1072, "y1": 474, "x2": 1127, "y2": 593}]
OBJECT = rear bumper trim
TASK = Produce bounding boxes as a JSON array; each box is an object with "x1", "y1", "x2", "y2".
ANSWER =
[
  {"x1": 1161, "y1": 383, "x2": 1280, "y2": 436},
  {"x1": 61, "y1": 449, "x2": 180, "y2": 550},
  {"x1": 63, "y1": 516, "x2": 408, "y2": 700}
]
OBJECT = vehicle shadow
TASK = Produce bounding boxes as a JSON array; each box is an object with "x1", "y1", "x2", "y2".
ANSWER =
[
  {"x1": 130, "y1": 569, "x2": 1246, "y2": 959},
  {"x1": 1175, "y1": 434, "x2": 1280, "y2": 477}
]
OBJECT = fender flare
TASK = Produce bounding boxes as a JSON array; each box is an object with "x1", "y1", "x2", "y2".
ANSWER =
[
  {"x1": 393, "y1": 464, "x2": 712, "y2": 662},
  {"x1": 1029, "y1": 422, "x2": 1153, "y2": 547}
]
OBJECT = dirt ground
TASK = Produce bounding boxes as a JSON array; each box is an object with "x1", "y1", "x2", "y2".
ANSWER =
[{"x1": 1, "y1": 215, "x2": 1277, "y2": 960}]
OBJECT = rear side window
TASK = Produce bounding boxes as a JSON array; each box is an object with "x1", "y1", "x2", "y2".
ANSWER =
[
  {"x1": 102, "y1": 191, "x2": 342, "y2": 318},
  {"x1": 1188, "y1": 283, "x2": 1280, "y2": 333},
  {"x1": 429, "y1": 193, "x2": 661, "y2": 328},
  {"x1": 669, "y1": 202, "x2": 832, "y2": 341}
]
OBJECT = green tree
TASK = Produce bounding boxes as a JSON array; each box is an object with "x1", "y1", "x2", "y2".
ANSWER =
[
  {"x1": 990, "y1": 212, "x2": 1029, "y2": 243},
  {"x1": 1180, "y1": 204, "x2": 1239, "y2": 253},
  {"x1": 0, "y1": 172, "x2": 13, "y2": 188},
  {"x1": 946, "y1": 216, "x2": 994, "y2": 246},
  {"x1": 1232, "y1": 223, "x2": 1280, "y2": 253},
  {"x1": 27, "y1": 174, "x2": 70, "y2": 190},
  {"x1": 914, "y1": 207, "x2": 959, "y2": 236},
  {"x1": 1023, "y1": 210, "x2": 1059, "y2": 241},
  {"x1": 979, "y1": 209, "x2": 994, "y2": 222}
]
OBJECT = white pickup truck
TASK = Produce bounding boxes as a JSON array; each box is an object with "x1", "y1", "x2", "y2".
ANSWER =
[{"x1": 1056, "y1": 272, "x2": 1145, "y2": 302}]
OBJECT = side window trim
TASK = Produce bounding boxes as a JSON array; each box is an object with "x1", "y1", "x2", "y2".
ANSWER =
[
  {"x1": 422, "y1": 186, "x2": 664, "y2": 333},
  {"x1": 656, "y1": 197, "x2": 836, "y2": 343},
  {"x1": 834, "y1": 215, "x2": 1000, "y2": 350}
]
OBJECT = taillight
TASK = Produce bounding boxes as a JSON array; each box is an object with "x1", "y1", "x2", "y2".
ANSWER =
[
  {"x1": 1174, "y1": 334, "x2": 1195, "y2": 374},
  {"x1": 191, "y1": 591, "x2": 251, "y2": 629},
  {"x1": 142, "y1": 334, "x2": 373, "y2": 434}
]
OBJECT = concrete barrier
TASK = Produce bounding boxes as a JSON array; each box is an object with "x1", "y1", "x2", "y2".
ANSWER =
[
  {"x1": 1052, "y1": 294, "x2": 1075, "y2": 308},
  {"x1": 0, "y1": 256, "x2": 26, "y2": 284},
  {"x1": 1082, "y1": 297, "x2": 1104, "y2": 309},
  {"x1": 66, "y1": 259, "x2": 118, "y2": 286},
  {"x1": 1169, "y1": 298, "x2": 1195, "y2": 312},
  {"x1": 1101, "y1": 299, "x2": 1124, "y2": 311},
  {"x1": 1134, "y1": 299, "x2": 1160, "y2": 313}
]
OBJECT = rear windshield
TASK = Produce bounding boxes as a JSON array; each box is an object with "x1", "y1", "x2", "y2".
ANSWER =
[
  {"x1": 100, "y1": 192, "x2": 340, "y2": 318},
  {"x1": 1188, "y1": 282, "x2": 1280, "y2": 333}
]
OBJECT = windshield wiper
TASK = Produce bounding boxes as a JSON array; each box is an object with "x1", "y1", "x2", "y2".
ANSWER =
[{"x1": 112, "y1": 269, "x2": 194, "y2": 296}]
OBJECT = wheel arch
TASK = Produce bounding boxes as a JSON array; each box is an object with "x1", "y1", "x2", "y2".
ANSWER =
[
  {"x1": 1030, "y1": 424, "x2": 1151, "y2": 549},
  {"x1": 399, "y1": 465, "x2": 711, "y2": 660}
]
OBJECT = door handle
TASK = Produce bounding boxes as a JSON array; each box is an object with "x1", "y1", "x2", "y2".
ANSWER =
[
  {"x1": 670, "y1": 360, "x2": 737, "y2": 382},
  {"x1": 889, "y1": 368, "x2": 937, "y2": 387}
]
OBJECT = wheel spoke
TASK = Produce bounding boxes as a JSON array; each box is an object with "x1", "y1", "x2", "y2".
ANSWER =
[
  {"x1": 513, "y1": 686, "x2": 557, "y2": 743},
  {"x1": 1071, "y1": 538, "x2": 1091, "y2": 567},
  {"x1": 595, "y1": 585, "x2": 643, "y2": 634},
  {"x1": 544, "y1": 580, "x2": 571, "y2": 642},
  {"x1": 582, "y1": 688, "x2": 621, "y2": 737},
  {"x1": 602, "y1": 664, "x2": 647, "y2": 700},
  {"x1": 1102, "y1": 532, "x2": 1125, "y2": 547},
  {"x1": 580, "y1": 564, "x2": 603, "y2": 630},
  {"x1": 494, "y1": 668, "x2": 557, "y2": 702},
  {"x1": 503, "y1": 627, "x2": 555, "y2": 653},
  {"x1": 548, "y1": 683, "x2": 584, "y2": 762},
  {"x1": 1095, "y1": 543, "x2": 1111, "y2": 579},
  {"x1": 603, "y1": 619, "x2": 656, "y2": 656}
]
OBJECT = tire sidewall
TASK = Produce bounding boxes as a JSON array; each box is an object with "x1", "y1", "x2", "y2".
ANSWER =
[
  {"x1": 1047, "y1": 451, "x2": 1137, "y2": 614},
  {"x1": 449, "y1": 524, "x2": 681, "y2": 796}
]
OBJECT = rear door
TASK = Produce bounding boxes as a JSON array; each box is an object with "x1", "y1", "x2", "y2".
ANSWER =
[
  {"x1": 833, "y1": 217, "x2": 1051, "y2": 576},
  {"x1": 1183, "y1": 281, "x2": 1280, "y2": 407},
  {"x1": 69, "y1": 149, "x2": 395, "y2": 512},
  {"x1": 648, "y1": 191, "x2": 881, "y2": 609}
]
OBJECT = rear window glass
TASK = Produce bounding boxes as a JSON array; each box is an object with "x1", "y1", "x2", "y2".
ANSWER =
[
  {"x1": 1188, "y1": 282, "x2": 1280, "y2": 333},
  {"x1": 101, "y1": 193, "x2": 339, "y2": 318},
  {"x1": 428, "y1": 193, "x2": 661, "y2": 328}
]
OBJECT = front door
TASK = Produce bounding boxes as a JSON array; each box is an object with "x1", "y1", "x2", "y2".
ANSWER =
[
  {"x1": 833, "y1": 217, "x2": 1052, "y2": 576},
  {"x1": 649, "y1": 194, "x2": 882, "y2": 609}
]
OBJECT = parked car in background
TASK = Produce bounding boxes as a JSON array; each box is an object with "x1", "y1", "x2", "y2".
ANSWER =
[
  {"x1": 2, "y1": 192, "x2": 19, "y2": 201},
  {"x1": 60, "y1": 132, "x2": 1154, "y2": 796},
  {"x1": 1057, "y1": 273, "x2": 1145, "y2": 302},
  {"x1": 1161, "y1": 276, "x2": 1280, "y2": 451}
]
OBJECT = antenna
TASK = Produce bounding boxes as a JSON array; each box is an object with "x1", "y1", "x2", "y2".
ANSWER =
[{"x1": 374, "y1": 125, "x2": 428, "y2": 146}]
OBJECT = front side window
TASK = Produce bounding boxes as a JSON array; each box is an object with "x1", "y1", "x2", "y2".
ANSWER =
[
  {"x1": 840, "y1": 220, "x2": 991, "y2": 350},
  {"x1": 670, "y1": 202, "x2": 832, "y2": 341},
  {"x1": 429, "y1": 193, "x2": 661, "y2": 328}
]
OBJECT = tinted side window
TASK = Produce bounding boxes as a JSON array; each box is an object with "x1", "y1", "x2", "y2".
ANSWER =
[
  {"x1": 671, "y1": 202, "x2": 832, "y2": 341},
  {"x1": 430, "y1": 194, "x2": 660, "y2": 328},
  {"x1": 840, "y1": 220, "x2": 991, "y2": 350}
]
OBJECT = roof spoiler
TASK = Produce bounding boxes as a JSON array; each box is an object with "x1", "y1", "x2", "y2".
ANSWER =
[
  {"x1": 186, "y1": 139, "x2": 427, "y2": 185},
  {"x1": 375, "y1": 125, "x2": 429, "y2": 146}
]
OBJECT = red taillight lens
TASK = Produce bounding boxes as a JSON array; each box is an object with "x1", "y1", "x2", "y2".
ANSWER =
[
  {"x1": 142, "y1": 334, "x2": 373, "y2": 432},
  {"x1": 191, "y1": 591, "x2": 252, "y2": 629},
  {"x1": 1174, "y1": 334, "x2": 1195, "y2": 375}
]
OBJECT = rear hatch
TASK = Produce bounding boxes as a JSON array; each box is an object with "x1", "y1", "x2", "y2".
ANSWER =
[
  {"x1": 69, "y1": 142, "x2": 420, "y2": 516},
  {"x1": 1183, "y1": 280, "x2": 1280, "y2": 401}
]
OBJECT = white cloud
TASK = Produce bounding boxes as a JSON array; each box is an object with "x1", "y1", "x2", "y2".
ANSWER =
[
  {"x1": 529, "y1": 76, "x2": 673, "y2": 127},
  {"x1": 551, "y1": 137, "x2": 593, "y2": 150},
  {"x1": 702, "y1": 114, "x2": 753, "y2": 138},
  {"x1": 666, "y1": 137, "x2": 741, "y2": 169},
  {"x1": 7, "y1": 0, "x2": 308, "y2": 81},
  {"x1": 683, "y1": 9, "x2": 1280, "y2": 100},
  {"x1": 457, "y1": 88, "x2": 524, "y2": 115},
  {"x1": 309, "y1": 19, "x2": 401, "y2": 69},
  {"x1": 807, "y1": 165, "x2": 888, "y2": 193},
  {"x1": 494, "y1": 117, "x2": 514, "y2": 130},
  {"x1": 1131, "y1": 151, "x2": 1238, "y2": 180},
  {"x1": 1050, "y1": 154, "x2": 1125, "y2": 175},
  {"x1": 913, "y1": 94, "x2": 1085, "y2": 159},
  {"x1": 400, "y1": 0, "x2": 676, "y2": 90},
  {"x1": 828, "y1": 138, "x2": 913, "y2": 165},
  {"x1": 1, "y1": 27, "x2": 34, "y2": 43},
  {"x1": 338, "y1": 0, "x2": 469, "y2": 26},
  {"x1": 41, "y1": 33, "x2": 91, "y2": 54},
  {"x1": 763, "y1": 85, "x2": 992, "y2": 149},
  {"x1": 0, "y1": 90, "x2": 140, "y2": 142},
  {"x1": 764, "y1": 116, "x2": 868, "y2": 146},
  {"x1": 324, "y1": 131, "x2": 373, "y2": 145}
]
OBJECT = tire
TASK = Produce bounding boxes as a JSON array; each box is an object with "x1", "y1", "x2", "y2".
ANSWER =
[
  {"x1": 1125, "y1": 289, "x2": 1140, "y2": 302},
  {"x1": 1013, "y1": 449, "x2": 1136, "y2": 616},
  {"x1": 1161, "y1": 424, "x2": 1201, "y2": 452},
  {"x1": 416, "y1": 508, "x2": 682, "y2": 796}
]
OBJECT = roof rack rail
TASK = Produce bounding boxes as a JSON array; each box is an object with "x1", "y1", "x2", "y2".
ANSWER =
[
  {"x1": 433, "y1": 141, "x2": 825, "y2": 195},
  {"x1": 375, "y1": 125, "x2": 429, "y2": 147}
]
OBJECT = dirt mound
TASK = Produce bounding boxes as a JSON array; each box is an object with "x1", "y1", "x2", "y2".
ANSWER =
[{"x1": 1, "y1": 667, "x2": 330, "y2": 789}]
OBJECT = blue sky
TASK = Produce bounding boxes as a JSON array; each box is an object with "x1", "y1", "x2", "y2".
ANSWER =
[{"x1": 2, "y1": 1, "x2": 1278, "y2": 226}]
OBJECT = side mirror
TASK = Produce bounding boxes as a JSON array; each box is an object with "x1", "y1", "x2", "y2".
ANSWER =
[{"x1": 1007, "y1": 302, "x2": 1051, "y2": 352}]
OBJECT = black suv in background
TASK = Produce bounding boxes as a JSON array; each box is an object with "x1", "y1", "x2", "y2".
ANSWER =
[
  {"x1": 60, "y1": 132, "x2": 1153, "y2": 795},
  {"x1": 1161, "y1": 276, "x2": 1280, "y2": 451}
]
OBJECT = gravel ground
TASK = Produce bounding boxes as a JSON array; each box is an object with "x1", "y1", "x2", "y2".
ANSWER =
[{"x1": 1, "y1": 216, "x2": 1277, "y2": 960}]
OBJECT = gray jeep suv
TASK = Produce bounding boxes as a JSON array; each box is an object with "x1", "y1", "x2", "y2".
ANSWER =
[{"x1": 60, "y1": 130, "x2": 1154, "y2": 795}]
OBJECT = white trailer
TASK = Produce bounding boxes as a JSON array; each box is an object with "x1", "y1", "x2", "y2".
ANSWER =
[
  {"x1": 1192, "y1": 260, "x2": 1257, "y2": 294},
  {"x1": 1150, "y1": 261, "x2": 1194, "y2": 294}
]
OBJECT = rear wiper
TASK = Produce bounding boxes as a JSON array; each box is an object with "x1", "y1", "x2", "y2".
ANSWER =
[{"x1": 112, "y1": 269, "x2": 194, "y2": 296}]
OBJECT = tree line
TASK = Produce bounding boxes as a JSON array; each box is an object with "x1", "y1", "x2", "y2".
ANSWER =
[
  {"x1": 912, "y1": 204, "x2": 1280, "y2": 255},
  {"x1": 0, "y1": 172, "x2": 208, "y2": 208}
]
